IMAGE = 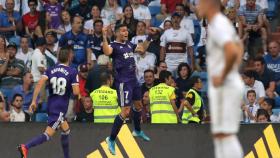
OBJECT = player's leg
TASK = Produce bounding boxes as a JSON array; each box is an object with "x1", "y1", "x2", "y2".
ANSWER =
[
  {"x1": 60, "y1": 121, "x2": 71, "y2": 158},
  {"x1": 131, "y1": 84, "x2": 150, "y2": 141}
]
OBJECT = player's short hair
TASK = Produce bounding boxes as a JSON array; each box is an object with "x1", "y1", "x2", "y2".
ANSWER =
[
  {"x1": 99, "y1": 70, "x2": 113, "y2": 85},
  {"x1": 189, "y1": 76, "x2": 201, "y2": 88},
  {"x1": 254, "y1": 56, "x2": 266, "y2": 65},
  {"x1": 115, "y1": 24, "x2": 127, "y2": 32},
  {"x1": 12, "y1": 93, "x2": 23, "y2": 102},
  {"x1": 58, "y1": 46, "x2": 73, "y2": 63},
  {"x1": 93, "y1": 19, "x2": 103, "y2": 27},
  {"x1": 28, "y1": 0, "x2": 37, "y2": 5},
  {"x1": 243, "y1": 70, "x2": 256, "y2": 79},
  {"x1": 144, "y1": 69, "x2": 155, "y2": 75},
  {"x1": 247, "y1": 90, "x2": 256, "y2": 97},
  {"x1": 177, "y1": 63, "x2": 192, "y2": 78},
  {"x1": 159, "y1": 70, "x2": 172, "y2": 83}
]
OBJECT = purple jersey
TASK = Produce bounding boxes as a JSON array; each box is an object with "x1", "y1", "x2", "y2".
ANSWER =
[
  {"x1": 43, "y1": 64, "x2": 79, "y2": 115},
  {"x1": 44, "y1": 3, "x2": 62, "y2": 29},
  {"x1": 110, "y1": 41, "x2": 137, "y2": 82}
]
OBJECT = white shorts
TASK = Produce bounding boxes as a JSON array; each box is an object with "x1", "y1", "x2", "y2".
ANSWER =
[{"x1": 209, "y1": 80, "x2": 244, "y2": 134}]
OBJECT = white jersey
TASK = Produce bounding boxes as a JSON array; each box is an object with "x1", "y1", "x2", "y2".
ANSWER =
[
  {"x1": 31, "y1": 48, "x2": 47, "y2": 82},
  {"x1": 133, "y1": 5, "x2": 152, "y2": 21},
  {"x1": 159, "y1": 16, "x2": 195, "y2": 34},
  {"x1": 207, "y1": 13, "x2": 244, "y2": 134},
  {"x1": 160, "y1": 27, "x2": 193, "y2": 69}
]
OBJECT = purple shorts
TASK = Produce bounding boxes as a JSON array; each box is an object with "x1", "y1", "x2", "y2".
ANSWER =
[
  {"x1": 47, "y1": 112, "x2": 66, "y2": 130},
  {"x1": 114, "y1": 80, "x2": 141, "y2": 107}
]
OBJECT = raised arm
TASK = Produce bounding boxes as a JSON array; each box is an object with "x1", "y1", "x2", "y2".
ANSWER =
[{"x1": 102, "y1": 27, "x2": 113, "y2": 56}]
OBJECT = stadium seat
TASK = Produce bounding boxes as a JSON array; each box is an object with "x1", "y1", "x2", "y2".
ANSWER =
[
  {"x1": 148, "y1": 6, "x2": 161, "y2": 16},
  {"x1": 35, "y1": 113, "x2": 48, "y2": 122},
  {"x1": 275, "y1": 96, "x2": 280, "y2": 108}
]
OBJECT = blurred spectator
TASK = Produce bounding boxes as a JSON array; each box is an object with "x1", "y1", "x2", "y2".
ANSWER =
[
  {"x1": 56, "y1": 10, "x2": 71, "y2": 38},
  {"x1": 256, "y1": 108, "x2": 270, "y2": 123},
  {"x1": 264, "y1": 41, "x2": 280, "y2": 83},
  {"x1": 242, "y1": 90, "x2": 260, "y2": 123},
  {"x1": 141, "y1": 69, "x2": 157, "y2": 96},
  {"x1": 145, "y1": 28, "x2": 161, "y2": 63},
  {"x1": 156, "y1": 3, "x2": 169, "y2": 22},
  {"x1": 242, "y1": 70, "x2": 265, "y2": 104},
  {"x1": 141, "y1": 91, "x2": 150, "y2": 123},
  {"x1": 88, "y1": 19, "x2": 105, "y2": 59},
  {"x1": 16, "y1": 36, "x2": 33, "y2": 70},
  {"x1": 0, "y1": 0, "x2": 20, "y2": 12},
  {"x1": 23, "y1": 0, "x2": 43, "y2": 38},
  {"x1": 131, "y1": 0, "x2": 151, "y2": 27},
  {"x1": 31, "y1": 38, "x2": 47, "y2": 83},
  {"x1": 45, "y1": 31, "x2": 58, "y2": 67},
  {"x1": 42, "y1": 0, "x2": 63, "y2": 29},
  {"x1": 254, "y1": 56, "x2": 276, "y2": 98},
  {"x1": 225, "y1": 7, "x2": 239, "y2": 31},
  {"x1": 69, "y1": 0, "x2": 92, "y2": 20},
  {"x1": 116, "y1": 4, "x2": 139, "y2": 40},
  {"x1": 78, "y1": 64, "x2": 89, "y2": 97},
  {"x1": 9, "y1": 94, "x2": 30, "y2": 122},
  {"x1": 75, "y1": 96, "x2": 94, "y2": 122},
  {"x1": 163, "y1": 20, "x2": 172, "y2": 31},
  {"x1": 260, "y1": 98, "x2": 279, "y2": 122},
  {"x1": 239, "y1": 0, "x2": 268, "y2": 11},
  {"x1": 222, "y1": 0, "x2": 239, "y2": 9},
  {"x1": 0, "y1": 0, "x2": 22, "y2": 40},
  {"x1": 11, "y1": 72, "x2": 37, "y2": 112},
  {"x1": 0, "y1": 43, "x2": 25, "y2": 101},
  {"x1": 238, "y1": 0, "x2": 267, "y2": 53},
  {"x1": 84, "y1": 5, "x2": 110, "y2": 35},
  {"x1": 155, "y1": 61, "x2": 167, "y2": 79},
  {"x1": 160, "y1": 0, "x2": 183, "y2": 14},
  {"x1": 86, "y1": 54, "x2": 112, "y2": 93},
  {"x1": 134, "y1": 43, "x2": 156, "y2": 84},
  {"x1": 160, "y1": 13, "x2": 194, "y2": 76},
  {"x1": 159, "y1": 4, "x2": 195, "y2": 38},
  {"x1": 131, "y1": 21, "x2": 148, "y2": 44},
  {"x1": 0, "y1": 91, "x2": 5, "y2": 111},
  {"x1": 176, "y1": 63, "x2": 192, "y2": 100},
  {"x1": 101, "y1": 0, "x2": 123, "y2": 25},
  {"x1": 58, "y1": 16, "x2": 94, "y2": 69}
]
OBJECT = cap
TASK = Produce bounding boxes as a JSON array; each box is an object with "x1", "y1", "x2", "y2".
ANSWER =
[
  {"x1": 36, "y1": 37, "x2": 46, "y2": 47},
  {"x1": 171, "y1": 12, "x2": 181, "y2": 18},
  {"x1": 97, "y1": 55, "x2": 110, "y2": 65},
  {"x1": 7, "y1": 42, "x2": 17, "y2": 50},
  {"x1": 78, "y1": 64, "x2": 88, "y2": 72},
  {"x1": 45, "y1": 31, "x2": 57, "y2": 38}
]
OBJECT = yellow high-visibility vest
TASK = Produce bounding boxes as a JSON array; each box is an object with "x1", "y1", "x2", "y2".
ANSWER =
[
  {"x1": 149, "y1": 83, "x2": 177, "y2": 124},
  {"x1": 90, "y1": 86, "x2": 120, "y2": 123},
  {"x1": 182, "y1": 88, "x2": 202, "y2": 124}
]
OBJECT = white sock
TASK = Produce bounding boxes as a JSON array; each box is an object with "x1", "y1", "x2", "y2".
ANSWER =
[{"x1": 214, "y1": 135, "x2": 243, "y2": 158}]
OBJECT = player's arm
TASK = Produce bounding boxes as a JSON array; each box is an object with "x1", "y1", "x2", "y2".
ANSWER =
[
  {"x1": 72, "y1": 84, "x2": 80, "y2": 96},
  {"x1": 29, "y1": 76, "x2": 48, "y2": 113},
  {"x1": 102, "y1": 27, "x2": 113, "y2": 56}
]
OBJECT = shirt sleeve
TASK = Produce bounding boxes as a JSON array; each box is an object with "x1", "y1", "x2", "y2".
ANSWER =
[
  {"x1": 186, "y1": 32, "x2": 194, "y2": 47},
  {"x1": 169, "y1": 88, "x2": 176, "y2": 100},
  {"x1": 160, "y1": 32, "x2": 167, "y2": 47},
  {"x1": 186, "y1": 91, "x2": 195, "y2": 106},
  {"x1": 258, "y1": 81, "x2": 266, "y2": 98},
  {"x1": 71, "y1": 69, "x2": 79, "y2": 85},
  {"x1": 144, "y1": 7, "x2": 151, "y2": 20},
  {"x1": 212, "y1": 19, "x2": 235, "y2": 48}
]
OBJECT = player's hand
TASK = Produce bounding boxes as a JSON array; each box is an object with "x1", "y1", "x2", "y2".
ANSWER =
[
  {"x1": 212, "y1": 75, "x2": 224, "y2": 87},
  {"x1": 29, "y1": 102, "x2": 37, "y2": 113}
]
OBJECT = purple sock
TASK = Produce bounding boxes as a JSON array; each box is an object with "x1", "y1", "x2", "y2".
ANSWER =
[
  {"x1": 110, "y1": 115, "x2": 124, "y2": 141},
  {"x1": 25, "y1": 133, "x2": 50, "y2": 149},
  {"x1": 61, "y1": 131, "x2": 70, "y2": 158}
]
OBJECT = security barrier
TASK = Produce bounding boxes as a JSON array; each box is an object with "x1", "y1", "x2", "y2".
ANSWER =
[{"x1": 0, "y1": 123, "x2": 279, "y2": 158}]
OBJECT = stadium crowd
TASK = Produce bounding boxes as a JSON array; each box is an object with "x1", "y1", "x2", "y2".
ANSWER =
[{"x1": 0, "y1": 0, "x2": 279, "y2": 124}]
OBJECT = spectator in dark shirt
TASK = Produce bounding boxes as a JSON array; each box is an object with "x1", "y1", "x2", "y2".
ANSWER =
[
  {"x1": 254, "y1": 56, "x2": 276, "y2": 98},
  {"x1": 141, "y1": 69, "x2": 157, "y2": 96},
  {"x1": 176, "y1": 63, "x2": 192, "y2": 100},
  {"x1": 88, "y1": 19, "x2": 105, "y2": 59},
  {"x1": 75, "y1": 96, "x2": 94, "y2": 122},
  {"x1": 264, "y1": 41, "x2": 280, "y2": 83},
  {"x1": 69, "y1": 0, "x2": 92, "y2": 21}
]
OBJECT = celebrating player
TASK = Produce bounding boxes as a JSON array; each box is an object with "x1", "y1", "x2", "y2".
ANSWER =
[
  {"x1": 197, "y1": 0, "x2": 245, "y2": 158},
  {"x1": 17, "y1": 46, "x2": 80, "y2": 158},
  {"x1": 102, "y1": 24, "x2": 152, "y2": 155}
]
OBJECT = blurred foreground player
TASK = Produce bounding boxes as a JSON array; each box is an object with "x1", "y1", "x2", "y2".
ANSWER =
[
  {"x1": 17, "y1": 46, "x2": 80, "y2": 158},
  {"x1": 102, "y1": 24, "x2": 152, "y2": 155},
  {"x1": 197, "y1": 0, "x2": 245, "y2": 158}
]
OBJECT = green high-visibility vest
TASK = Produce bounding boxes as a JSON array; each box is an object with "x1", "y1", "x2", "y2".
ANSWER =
[
  {"x1": 90, "y1": 86, "x2": 120, "y2": 123},
  {"x1": 149, "y1": 83, "x2": 177, "y2": 124},
  {"x1": 182, "y1": 88, "x2": 202, "y2": 124}
]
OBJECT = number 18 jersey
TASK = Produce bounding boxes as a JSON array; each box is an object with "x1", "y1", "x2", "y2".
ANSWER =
[{"x1": 43, "y1": 64, "x2": 79, "y2": 115}]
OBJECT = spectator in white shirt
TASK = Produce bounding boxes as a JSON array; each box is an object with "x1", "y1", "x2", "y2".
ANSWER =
[
  {"x1": 16, "y1": 36, "x2": 33, "y2": 70},
  {"x1": 242, "y1": 70, "x2": 265, "y2": 104},
  {"x1": 131, "y1": 0, "x2": 151, "y2": 27},
  {"x1": 101, "y1": 0, "x2": 122, "y2": 25},
  {"x1": 242, "y1": 90, "x2": 260, "y2": 123},
  {"x1": 131, "y1": 21, "x2": 148, "y2": 45},
  {"x1": 134, "y1": 43, "x2": 156, "y2": 84},
  {"x1": 9, "y1": 93, "x2": 30, "y2": 122}
]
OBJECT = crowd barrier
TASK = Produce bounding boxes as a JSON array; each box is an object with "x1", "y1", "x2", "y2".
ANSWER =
[{"x1": 0, "y1": 123, "x2": 279, "y2": 158}]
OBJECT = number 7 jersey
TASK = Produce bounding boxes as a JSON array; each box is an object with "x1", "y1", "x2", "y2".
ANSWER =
[{"x1": 43, "y1": 64, "x2": 79, "y2": 115}]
